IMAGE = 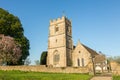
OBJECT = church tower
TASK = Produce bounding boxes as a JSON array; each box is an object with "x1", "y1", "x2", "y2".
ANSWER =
[{"x1": 47, "y1": 16, "x2": 73, "y2": 67}]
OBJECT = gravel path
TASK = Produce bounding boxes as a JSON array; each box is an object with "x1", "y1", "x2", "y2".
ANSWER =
[{"x1": 90, "y1": 76, "x2": 112, "y2": 80}]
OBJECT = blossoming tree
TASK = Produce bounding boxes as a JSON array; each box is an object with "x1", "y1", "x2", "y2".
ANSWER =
[{"x1": 0, "y1": 34, "x2": 22, "y2": 65}]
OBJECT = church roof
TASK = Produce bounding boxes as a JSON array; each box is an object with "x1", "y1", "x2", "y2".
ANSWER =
[
  {"x1": 74, "y1": 40, "x2": 99, "y2": 56},
  {"x1": 73, "y1": 41, "x2": 98, "y2": 56},
  {"x1": 82, "y1": 44, "x2": 98, "y2": 56},
  {"x1": 73, "y1": 45, "x2": 76, "y2": 49},
  {"x1": 94, "y1": 54, "x2": 106, "y2": 63},
  {"x1": 81, "y1": 44, "x2": 106, "y2": 62}
]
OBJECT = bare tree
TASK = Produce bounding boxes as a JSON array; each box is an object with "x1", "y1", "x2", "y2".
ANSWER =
[
  {"x1": 24, "y1": 57, "x2": 31, "y2": 65},
  {"x1": 107, "y1": 56, "x2": 120, "y2": 64},
  {"x1": 34, "y1": 60, "x2": 40, "y2": 65}
]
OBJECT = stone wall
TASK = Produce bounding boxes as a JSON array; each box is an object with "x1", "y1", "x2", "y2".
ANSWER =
[
  {"x1": 0, "y1": 65, "x2": 89, "y2": 73},
  {"x1": 72, "y1": 42, "x2": 91, "y2": 67},
  {"x1": 111, "y1": 61, "x2": 120, "y2": 75}
]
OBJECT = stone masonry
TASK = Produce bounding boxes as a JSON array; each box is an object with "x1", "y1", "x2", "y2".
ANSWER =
[{"x1": 47, "y1": 16, "x2": 106, "y2": 70}]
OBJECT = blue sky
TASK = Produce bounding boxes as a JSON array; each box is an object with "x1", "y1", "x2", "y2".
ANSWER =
[{"x1": 0, "y1": 0, "x2": 120, "y2": 64}]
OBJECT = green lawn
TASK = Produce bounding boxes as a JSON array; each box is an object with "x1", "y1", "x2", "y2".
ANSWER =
[
  {"x1": 0, "y1": 70, "x2": 92, "y2": 80},
  {"x1": 113, "y1": 75, "x2": 120, "y2": 80}
]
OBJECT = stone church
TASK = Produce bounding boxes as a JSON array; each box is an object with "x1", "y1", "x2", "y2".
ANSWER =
[{"x1": 47, "y1": 16, "x2": 106, "y2": 69}]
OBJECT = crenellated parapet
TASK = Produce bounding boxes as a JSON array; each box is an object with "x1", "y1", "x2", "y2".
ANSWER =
[{"x1": 50, "y1": 16, "x2": 71, "y2": 26}]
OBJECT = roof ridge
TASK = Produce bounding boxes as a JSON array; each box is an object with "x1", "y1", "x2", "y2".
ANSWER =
[{"x1": 82, "y1": 44, "x2": 98, "y2": 55}]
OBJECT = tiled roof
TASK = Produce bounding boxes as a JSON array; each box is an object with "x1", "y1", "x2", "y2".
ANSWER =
[
  {"x1": 95, "y1": 54, "x2": 106, "y2": 63},
  {"x1": 82, "y1": 44, "x2": 98, "y2": 56},
  {"x1": 74, "y1": 41, "x2": 106, "y2": 62},
  {"x1": 82, "y1": 44, "x2": 106, "y2": 62}
]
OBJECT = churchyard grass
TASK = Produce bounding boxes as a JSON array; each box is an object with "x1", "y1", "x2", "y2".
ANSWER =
[
  {"x1": 113, "y1": 75, "x2": 120, "y2": 80},
  {"x1": 0, "y1": 70, "x2": 92, "y2": 80}
]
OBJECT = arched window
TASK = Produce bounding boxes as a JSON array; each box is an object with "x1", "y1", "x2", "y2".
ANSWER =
[
  {"x1": 77, "y1": 58, "x2": 80, "y2": 66},
  {"x1": 54, "y1": 54, "x2": 60, "y2": 63},
  {"x1": 53, "y1": 50, "x2": 60, "y2": 65},
  {"x1": 55, "y1": 26, "x2": 59, "y2": 32},
  {"x1": 68, "y1": 27, "x2": 71, "y2": 33},
  {"x1": 82, "y1": 58, "x2": 84, "y2": 67}
]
